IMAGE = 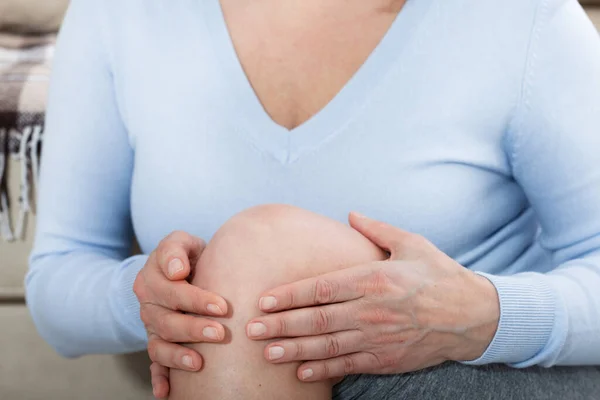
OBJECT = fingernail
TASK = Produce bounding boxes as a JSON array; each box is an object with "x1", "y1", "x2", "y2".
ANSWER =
[
  {"x1": 207, "y1": 303, "x2": 223, "y2": 315},
  {"x1": 168, "y1": 258, "x2": 184, "y2": 277},
  {"x1": 203, "y1": 326, "x2": 220, "y2": 340},
  {"x1": 247, "y1": 322, "x2": 267, "y2": 337},
  {"x1": 259, "y1": 296, "x2": 278, "y2": 311},
  {"x1": 352, "y1": 212, "x2": 367, "y2": 219},
  {"x1": 268, "y1": 346, "x2": 285, "y2": 360},
  {"x1": 302, "y1": 369, "x2": 314, "y2": 380},
  {"x1": 182, "y1": 355, "x2": 194, "y2": 369}
]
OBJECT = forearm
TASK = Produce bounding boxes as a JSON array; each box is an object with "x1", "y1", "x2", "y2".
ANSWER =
[
  {"x1": 476, "y1": 0, "x2": 600, "y2": 368},
  {"x1": 463, "y1": 251, "x2": 600, "y2": 367},
  {"x1": 545, "y1": 251, "x2": 600, "y2": 365},
  {"x1": 26, "y1": 251, "x2": 147, "y2": 357},
  {"x1": 27, "y1": 0, "x2": 145, "y2": 357}
]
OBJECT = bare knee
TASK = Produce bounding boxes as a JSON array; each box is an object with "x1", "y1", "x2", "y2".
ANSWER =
[
  {"x1": 170, "y1": 205, "x2": 384, "y2": 400},
  {"x1": 193, "y1": 204, "x2": 385, "y2": 290}
]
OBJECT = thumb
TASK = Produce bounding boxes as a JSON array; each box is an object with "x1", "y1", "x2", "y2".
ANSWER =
[
  {"x1": 156, "y1": 232, "x2": 206, "y2": 281},
  {"x1": 348, "y1": 212, "x2": 411, "y2": 256},
  {"x1": 150, "y1": 362, "x2": 170, "y2": 399}
]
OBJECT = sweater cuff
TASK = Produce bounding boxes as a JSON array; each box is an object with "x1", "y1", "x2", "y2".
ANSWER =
[
  {"x1": 110, "y1": 255, "x2": 148, "y2": 345},
  {"x1": 461, "y1": 272, "x2": 557, "y2": 366}
]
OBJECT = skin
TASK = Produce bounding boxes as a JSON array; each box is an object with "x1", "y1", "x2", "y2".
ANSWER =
[
  {"x1": 136, "y1": 0, "x2": 410, "y2": 394},
  {"x1": 220, "y1": 0, "x2": 407, "y2": 130},
  {"x1": 133, "y1": 232, "x2": 229, "y2": 397},
  {"x1": 168, "y1": 205, "x2": 386, "y2": 399},
  {"x1": 132, "y1": 0, "x2": 500, "y2": 397},
  {"x1": 249, "y1": 212, "x2": 500, "y2": 380},
  {"x1": 136, "y1": 208, "x2": 499, "y2": 398}
]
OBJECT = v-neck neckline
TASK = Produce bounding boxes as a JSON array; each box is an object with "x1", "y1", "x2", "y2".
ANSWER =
[{"x1": 204, "y1": 0, "x2": 434, "y2": 164}]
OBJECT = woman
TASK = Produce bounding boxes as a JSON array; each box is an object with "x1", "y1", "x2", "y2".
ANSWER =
[{"x1": 26, "y1": 0, "x2": 600, "y2": 398}]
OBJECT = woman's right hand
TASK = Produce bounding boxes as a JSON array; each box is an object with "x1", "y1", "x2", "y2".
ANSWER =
[{"x1": 133, "y1": 231, "x2": 228, "y2": 399}]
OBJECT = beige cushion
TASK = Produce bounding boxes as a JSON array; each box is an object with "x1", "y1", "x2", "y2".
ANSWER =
[
  {"x1": 0, "y1": 0, "x2": 69, "y2": 34},
  {"x1": 0, "y1": 304, "x2": 153, "y2": 399}
]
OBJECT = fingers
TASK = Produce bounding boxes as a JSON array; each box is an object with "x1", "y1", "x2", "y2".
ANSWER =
[
  {"x1": 136, "y1": 231, "x2": 226, "y2": 393},
  {"x1": 349, "y1": 212, "x2": 433, "y2": 259},
  {"x1": 148, "y1": 334, "x2": 204, "y2": 371},
  {"x1": 150, "y1": 362, "x2": 170, "y2": 399},
  {"x1": 348, "y1": 212, "x2": 411, "y2": 253},
  {"x1": 257, "y1": 268, "x2": 372, "y2": 313},
  {"x1": 143, "y1": 304, "x2": 225, "y2": 343},
  {"x1": 264, "y1": 330, "x2": 364, "y2": 363},
  {"x1": 297, "y1": 352, "x2": 380, "y2": 382},
  {"x1": 155, "y1": 279, "x2": 228, "y2": 316},
  {"x1": 155, "y1": 231, "x2": 206, "y2": 280},
  {"x1": 247, "y1": 303, "x2": 355, "y2": 339}
]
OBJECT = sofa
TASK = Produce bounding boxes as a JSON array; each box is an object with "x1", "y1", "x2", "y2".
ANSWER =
[{"x1": 0, "y1": 3, "x2": 599, "y2": 400}]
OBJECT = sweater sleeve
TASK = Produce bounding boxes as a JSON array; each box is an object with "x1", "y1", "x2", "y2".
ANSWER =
[
  {"x1": 25, "y1": 0, "x2": 147, "y2": 357},
  {"x1": 465, "y1": 0, "x2": 600, "y2": 366}
]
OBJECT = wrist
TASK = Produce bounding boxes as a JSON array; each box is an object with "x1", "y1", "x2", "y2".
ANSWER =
[{"x1": 446, "y1": 272, "x2": 500, "y2": 362}]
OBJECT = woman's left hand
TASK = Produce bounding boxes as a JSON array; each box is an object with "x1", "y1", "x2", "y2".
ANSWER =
[{"x1": 246, "y1": 212, "x2": 500, "y2": 382}]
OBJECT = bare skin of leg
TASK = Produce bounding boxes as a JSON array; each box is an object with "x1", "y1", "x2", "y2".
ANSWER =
[{"x1": 169, "y1": 205, "x2": 386, "y2": 400}]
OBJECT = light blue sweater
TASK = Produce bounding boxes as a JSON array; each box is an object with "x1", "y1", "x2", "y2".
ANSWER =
[{"x1": 26, "y1": 0, "x2": 600, "y2": 367}]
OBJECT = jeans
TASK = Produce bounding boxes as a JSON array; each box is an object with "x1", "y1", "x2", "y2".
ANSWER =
[{"x1": 334, "y1": 362, "x2": 600, "y2": 400}]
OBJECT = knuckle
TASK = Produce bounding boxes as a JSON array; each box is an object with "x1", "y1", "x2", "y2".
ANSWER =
[
  {"x1": 368, "y1": 269, "x2": 392, "y2": 295},
  {"x1": 190, "y1": 290, "x2": 207, "y2": 313},
  {"x1": 185, "y1": 319, "x2": 196, "y2": 342},
  {"x1": 166, "y1": 230, "x2": 189, "y2": 244},
  {"x1": 133, "y1": 275, "x2": 145, "y2": 299},
  {"x1": 161, "y1": 330, "x2": 176, "y2": 343},
  {"x1": 139, "y1": 307, "x2": 151, "y2": 325},
  {"x1": 276, "y1": 317, "x2": 288, "y2": 336},
  {"x1": 195, "y1": 236, "x2": 206, "y2": 250},
  {"x1": 312, "y1": 308, "x2": 334, "y2": 334},
  {"x1": 157, "y1": 236, "x2": 183, "y2": 259},
  {"x1": 364, "y1": 306, "x2": 392, "y2": 325},
  {"x1": 294, "y1": 342, "x2": 305, "y2": 359},
  {"x1": 324, "y1": 334, "x2": 341, "y2": 357},
  {"x1": 322, "y1": 362, "x2": 331, "y2": 379},
  {"x1": 166, "y1": 287, "x2": 184, "y2": 311},
  {"x1": 375, "y1": 352, "x2": 398, "y2": 369},
  {"x1": 147, "y1": 341, "x2": 160, "y2": 363},
  {"x1": 156, "y1": 316, "x2": 175, "y2": 341},
  {"x1": 156, "y1": 239, "x2": 171, "y2": 256},
  {"x1": 149, "y1": 362, "x2": 160, "y2": 375},
  {"x1": 286, "y1": 290, "x2": 296, "y2": 308},
  {"x1": 313, "y1": 279, "x2": 340, "y2": 304},
  {"x1": 342, "y1": 355, "x2": 356, "y2": 374},
  {"x1": 187, "y1": 319, "x2": 204, "y2": 342}
]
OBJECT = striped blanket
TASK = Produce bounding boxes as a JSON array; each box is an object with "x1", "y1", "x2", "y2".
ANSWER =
[{"x1": 0, "y1": 33, "x2": 54, "y2": 242}]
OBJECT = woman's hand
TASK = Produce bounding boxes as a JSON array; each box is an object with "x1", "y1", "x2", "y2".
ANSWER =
[
  {"x1": 133, "y1": 231, "x2": 229, "y2": 399},
  {"x1": 246, "y1": 213, "x2": 500, "y2": 382}
]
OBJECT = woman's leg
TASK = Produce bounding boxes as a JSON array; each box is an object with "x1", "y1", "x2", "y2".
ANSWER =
[
  {"x1": 169, "y1": 205, "x2": 386, "y2": 400},
  {"x1": 333, "y1": 363, "x2": 600, "y2": 400}
]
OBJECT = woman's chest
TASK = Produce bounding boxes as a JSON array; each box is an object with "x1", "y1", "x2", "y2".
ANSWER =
[
  {"x1": 217, "y1": 0, "x2": 402, "y2": 130},
  {"x1": 129, "y1": 96, "x2": 525, "y2": 261},
  {"x1": 114, "y1": 0, "x2": 526, "y2": 258}
]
